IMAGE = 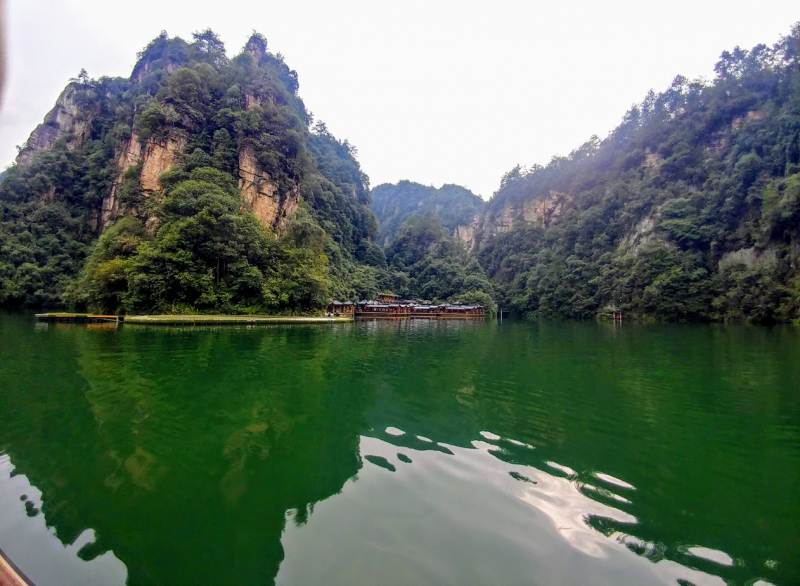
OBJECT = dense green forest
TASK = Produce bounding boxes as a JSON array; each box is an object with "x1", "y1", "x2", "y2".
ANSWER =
[
  {"x1": 4, "y1": 24, "x2": 800, "y2": 321},
  {"x1": 476, "y1": 23, "x2": 800, "y2": 323},
  {"x1": 371, "y1": 181, "x2": 484, "y2": 245},
  {"x1": 0, "y1": 31, "x2": 391, "y2": 313},
  {"x1": 378, "y1": 24, "x2": 800, "y2": 323},
  {"x1": 384, "y1": 213, "x2": 494, "y2": 312}
]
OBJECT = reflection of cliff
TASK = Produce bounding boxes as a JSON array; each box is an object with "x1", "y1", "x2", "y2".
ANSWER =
[
  {"x1": 0, "y1": 320, "x2": 374, "y2": 585},
  {"x1": 1, "y1": 318, "x2": 797, "y2": 585}
]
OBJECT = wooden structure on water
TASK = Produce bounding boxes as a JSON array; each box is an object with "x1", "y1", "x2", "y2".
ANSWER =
[
  {"x1": 35, "y1": 314, "x2": 352, "y2": 326},
  {"x1": 604, "y1": 304, "x2": 624, "y2": 323},
  {"x1": 329, "y1": 296, "x2": 485, "y2": 319},
  {"x1": 35, "y1": 313, "x2": 122, "y2": 324},
  {"x1": 326, "y1": 301, "x2": 355, "y2": 317},
  {"x1": 377, "y1": 293, "x2": 402, "y2": 303}
]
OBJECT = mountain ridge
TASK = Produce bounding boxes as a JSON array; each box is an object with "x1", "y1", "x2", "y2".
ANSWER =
[
  {"x1": 378, "y1": 23, "x2": 800, "y2": 323},
  {"x1": 4, "y1": 24, "x2": 800, "y2": 322}
]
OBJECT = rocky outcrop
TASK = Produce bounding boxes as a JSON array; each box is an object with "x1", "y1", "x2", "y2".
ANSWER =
[
  {"x1": 244, "y1": 36, "x2": 266, "y2": 62},
  {"x1": 718, "y1": 247, "x2": 777, "y2": 271},
  {"x1": 521, "y1": 191, "x2": 567, "y2": 227},
  {"x1": 99, "y1": 135, "x2": 143, "y2": 230},
  {"x1": 99, "y1": 130, "x2": 186, "y2": 231},
  {"x1": 454, "y1": 215, "x2": 481, "y2": 250},
  {"x1": 644, "y1": 151, "x2": 662, "y2": 167},
  {"x1": 140, "y1": 132, "x2": 187, "y2": 191},
  {"x1": 237, "y1": 147, "x2": 299, "y2": 231},
  {"x1": 16, "y1": 83, "x2": 97, "y2": 165},
  {"x1": 245, "y1": 94, "x2": 262, "y2": 110},
  {"x1": 732, "y1": 110, "x2": 764, "y2": 131},
  {"x1": 486, "y1": 205, "x2": 518, "y2": 235},
  {"x1": 619, "y1": 215, "x2": 674, "y2": 254},
  {"x1": 131, "y1": 59, "x2": 180, "y2": 84},
  {"x1": 482, "y1": 191, "x2": 569, "y2": 238}
]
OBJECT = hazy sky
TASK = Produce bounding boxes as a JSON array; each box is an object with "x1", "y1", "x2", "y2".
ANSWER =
[{"x1": 0, "y1": 1, "x2": 797, "y2": 198}]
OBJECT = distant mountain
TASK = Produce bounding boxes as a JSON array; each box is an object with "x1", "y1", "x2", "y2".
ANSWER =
[
  {"x1": 371, "y1": 181, "x2": 484, "y2": 248},
  {"x1": 383, "y1": 213, "x2": 494, "y2": 312},
  {"x1": 6, "y1": 23, "x2": 800, "y2": 322}
]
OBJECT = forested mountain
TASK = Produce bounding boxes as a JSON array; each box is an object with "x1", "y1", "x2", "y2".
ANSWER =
[
  {"x1": 5, "y1": 24, "x2": 800, "y2": 321},
  {"x1": 0, "y1": 31, "x2": 390, "y2": 313},
  {"x1": 383, "y1": 24, "x2": 800, "y2": 323},
  {"x1": 371, "y1": 181, "x2": 484, "y2": 247},
  {"x1": 384, "y1": 214, "x2": 494, "y2": 312}
]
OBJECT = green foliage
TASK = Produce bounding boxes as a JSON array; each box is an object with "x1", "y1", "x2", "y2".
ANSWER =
[
  {"x1": 475, "y1": 24, "x2": 800, "y2": 323},
  {"x1": 69, "y1": 167, "x2": 338, "y2": 314},
  {"x1": 0, "y1": 144, "x2": 100, "y2": 307},
  {"x1": 1, "y1": 29, "x2": 388, "y2": 314},
  {"x1": 371, "y1": 180, "x2": 484, "y2": 245},
  {"x1": 385, "y1": 214, "x2": 494, "y2": 305}
]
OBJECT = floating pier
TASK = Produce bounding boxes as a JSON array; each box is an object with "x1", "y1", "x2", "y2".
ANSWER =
[
  {"x1": 34, "y1": 314, "x2": 353, "y2": 326},
  {"x1": 35, "y1": 313, "x2": 121, "y2": 323},
  {"x1": 122, "y1": 315, "x2": 352, "y2": 325}
]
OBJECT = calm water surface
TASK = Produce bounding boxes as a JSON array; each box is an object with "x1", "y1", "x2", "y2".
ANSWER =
[{"x1": 0, "y1": 313, "x2": 798, "y2": 585}]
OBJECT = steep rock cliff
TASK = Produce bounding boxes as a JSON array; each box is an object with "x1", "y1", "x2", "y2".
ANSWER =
[
  {"x1": 480, "y1": 190, "x2": 569, "y2": 239},
  {"x1": 140, "y1": 132, "x2": 187, "y2": 191},
  {"x1": 99, "y1": 135, "x2": 143, "y2": 230},
  {"x1": 237, "y1": 147, "x2": 299, "y2": 231},
  {"x1": 99, "y1": 130, "x2": 187, "y2": 230},
  {"x1": 0, "y1": 30, "x2": 382, "y2": 313},
  {"x1": 16, "y1": 83, "x2": 97, "y2": 166},
  {"x1": 131, "y1": 60, "x2": 181, "y2": 84},
  {"x1": 453, "y1": 215, "x2": 481, "y2": 250}
]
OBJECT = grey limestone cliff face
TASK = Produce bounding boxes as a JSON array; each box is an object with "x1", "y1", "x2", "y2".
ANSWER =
[
  {"x1": 16, "y1": 83, "x2": 97, "y2": 166},
  {"x1": 130, "y1": 59, "x2": 181, "y2": 84}
]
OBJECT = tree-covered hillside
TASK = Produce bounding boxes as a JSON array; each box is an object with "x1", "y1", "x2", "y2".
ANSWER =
[
  {"x1": 6, "y1": 24, "x2": 800, "y2": 321},
  {"x1": 371, "y1": 181, "x2": 484, "y2": 246},
  {"x1": 385, "y1": 214, "x2": 494, "y2": 312},
  {"x1": 478, "y1": 24, "x2": 800, "y2": 323},
  {"x1": 384, "y1": 24, "x2": 800, "y2": 323},
  {"x1": 0, "y1": 30, "x2": 390, "y2": 313}
]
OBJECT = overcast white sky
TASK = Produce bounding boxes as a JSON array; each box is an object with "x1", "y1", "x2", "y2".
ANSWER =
[{"x1": 0, "y1": 1, "x2": 797, "y2": 198}]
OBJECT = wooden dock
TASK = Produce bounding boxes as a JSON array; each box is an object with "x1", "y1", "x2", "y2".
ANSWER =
[
  {"x1": 34, "y1": 314, "x2": 353, "y2": 326},
  {"x1": 35, "y1": 313, "x2": 121, "y2": 323},
  {"x1": 122, "y1": 315, "x2": 352, "y2": 325}
]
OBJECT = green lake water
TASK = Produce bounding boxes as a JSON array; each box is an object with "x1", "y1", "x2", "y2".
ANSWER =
[{"x1": 0, "y1": 313, "x2": 798, "y2": 585}]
